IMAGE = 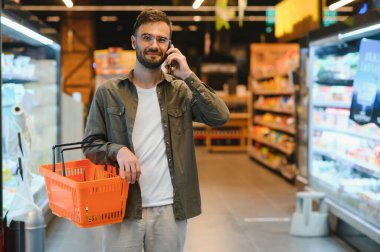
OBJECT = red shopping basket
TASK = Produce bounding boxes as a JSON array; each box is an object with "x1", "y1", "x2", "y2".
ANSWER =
[{"x1": 39, "y1": 141, "x2": 129, "y2": 228}]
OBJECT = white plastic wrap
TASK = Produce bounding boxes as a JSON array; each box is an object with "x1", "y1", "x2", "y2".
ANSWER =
[{"x1": 4, "y1": 104, "x2": 42, "y2": 226}]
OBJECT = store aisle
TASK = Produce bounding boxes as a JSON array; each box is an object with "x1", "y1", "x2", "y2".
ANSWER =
[{"x1": 45, "y1": 147, "x2": 354, "y2": 252}]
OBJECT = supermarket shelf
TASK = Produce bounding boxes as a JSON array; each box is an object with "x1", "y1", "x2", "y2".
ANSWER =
[
  {"x1": 313, "y1": 147, "x2": 380, "y2": 179},
  {"x1": 2, "y1": 77, "x2": 37, "y2": 84},
  {"x1": 208, "y1": 134, "x2": 242, "y2": 140},
  {"x1": 230, "y1": 113, "x2": 251, "y2": 119},
  {"x1": 313, "y1": 101, "x2": 351, "y2": 109},
  {"x1": 313, "y1": 147, "x2": 335, "y2": 158},
  {"x1": 253, "y1": 89, "x2": 294, "y2": 96},
  {"x1": 254, "y1": 119, "x2": 296, "y2": 135},
  {"x1": 313, "y1": 125, "x2": 380, "y2": 141},
  {"x1": 248, "y1": 149, "x2": 278, "y2": 171},
  {"x1": 219, "y1": 95, "x2": 250, "y2": 103},
  {"x1": 254, "y1": 73, "x2": 288, "y2": 81},
  {"x1": 281, "y1": 170, "x2": 296, "y2": 180},
  {"x1": 194, "y1": 135, "x2": 206, "y2": 140},
  {"x1": 254, "y1": 105, "x2": 294, "y2": 115},
  {"x1": 314, "y1": 79, "x2": 354, "y2": 86},
  {"x1": 340, "y1": 155, "x2": 380, "y2": 179},
  {"x1": 208, "y1": 145, "x2": 247, "y2": 152},
  {"x1": 251, "y1": 136, "x2": 294, "y2": 156},
  {"x1": 95, "y1": 68, "x2": 130, "y2": 75}
]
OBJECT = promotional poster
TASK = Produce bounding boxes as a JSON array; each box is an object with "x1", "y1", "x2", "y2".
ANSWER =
[{"x1": 349, "y1": 38, "x2": 380, "y2": 126}]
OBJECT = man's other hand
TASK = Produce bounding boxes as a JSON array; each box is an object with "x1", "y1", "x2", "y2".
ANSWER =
[{"x1": 117, "y1": 147, "x2": 141, "y2": 184}]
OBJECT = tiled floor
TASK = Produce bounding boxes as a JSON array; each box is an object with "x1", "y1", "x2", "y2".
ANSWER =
[{"x1": 45, "y1": 147, "x2": 355, "y2": 252}]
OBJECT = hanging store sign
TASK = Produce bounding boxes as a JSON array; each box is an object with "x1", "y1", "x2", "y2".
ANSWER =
[
  {"x1": 349, "y1": 38, "x2": 380, "y2": 127},
  {"x1": 323, "y1": 10, "x2": 337, "y2": 27},
  {"x1": 275, "y1": 0, "x2": 321, "y2": 40}
]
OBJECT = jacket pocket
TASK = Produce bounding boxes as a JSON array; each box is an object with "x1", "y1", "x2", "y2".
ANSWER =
[
  {"x1": 168, "y1": 106, "x2": 186, "y2": 135},
  {"x1": 107, "y1": 106, "x2": 126, "y2": 133}
]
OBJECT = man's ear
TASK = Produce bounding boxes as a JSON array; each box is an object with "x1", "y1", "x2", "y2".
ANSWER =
[{"x1": 131, "y1": 35, "x2": 136, "y2": 49}]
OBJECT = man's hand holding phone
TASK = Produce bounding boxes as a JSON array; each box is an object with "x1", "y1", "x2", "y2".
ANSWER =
[{"x1": 165, "y1": 44, "x2": 193, "y2": 80}]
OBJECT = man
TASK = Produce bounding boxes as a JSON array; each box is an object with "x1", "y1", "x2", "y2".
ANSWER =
[{"x1": 83, "y1": 9, "x2": 230, "y2": 252}]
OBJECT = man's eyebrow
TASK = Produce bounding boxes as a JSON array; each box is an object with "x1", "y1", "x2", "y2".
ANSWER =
[{"x1": 140, "y1": 32, "x2": 168, "y2": 38}]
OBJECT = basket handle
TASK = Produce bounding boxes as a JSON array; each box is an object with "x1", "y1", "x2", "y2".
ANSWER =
[
  {"x1": 60, "y1": 144, "x2": 104, "y2": 176},
  {"x1": 52, "y1": 141, "x2": 102, "y2": 175},
  {"x1": 52, "y1": 141, "x2": 89, "y2": 172}
]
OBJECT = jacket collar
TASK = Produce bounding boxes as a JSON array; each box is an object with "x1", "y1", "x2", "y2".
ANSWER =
[{"x1": 125, "y1": 69, "x2": 175, "y2": 86}]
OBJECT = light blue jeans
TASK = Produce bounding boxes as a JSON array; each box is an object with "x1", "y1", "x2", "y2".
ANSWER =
[{"x1": 102, "y1": 204, "x2": 187, "y2": 252}]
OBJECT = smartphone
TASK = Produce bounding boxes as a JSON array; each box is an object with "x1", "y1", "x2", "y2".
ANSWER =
[{"x1": 166, "y1": 41, "x2": 178, "y2": 74}]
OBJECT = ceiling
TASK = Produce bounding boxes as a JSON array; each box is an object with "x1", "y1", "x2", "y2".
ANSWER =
[
  {"x1": 3, "y1": 0, "x2": 363, "y2": 49},
  {"x1": 4, "y1": 0, "x2": 362, "y2": 84},
  {"x1": 6, "y1": 0, "x2": 282, "y2": 48}
]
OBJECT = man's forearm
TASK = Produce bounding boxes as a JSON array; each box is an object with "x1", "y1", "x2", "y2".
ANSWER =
[{"x1": 184, "y1": 73, "x2": 230, "y2": 126}]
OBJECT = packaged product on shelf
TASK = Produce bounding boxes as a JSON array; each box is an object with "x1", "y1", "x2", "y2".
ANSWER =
[
  {"x1": 32, "y1": 59, "x2": 57, "y2": 84},
  {"x1": 325, "y1": 108, "x2": 337, "y2": 125},
  {"x1": 2, "y1": 53, "x2": 14, "y2": 78},
  {"x1": 315, "y1": 52, "x2": 358, "y2": 83},
  {"x1": 94, "y1": 49, "x2": 108, "y2": 69},
  {"x1": 359, "y1": 191, "x2": 380, "y2": 215},
  {"x1": 335, "y1": 109, "x2": 350, "y2": 128},
  {"x1": 236, "y1": 85, "x2": 247, "y2": 96},
  {"x1": 108, "y1": 47, "x2": 122, "y2": 68},
  {"x1": 2, "y1": 54, "x2": 37, "y2": 81},
  {"x1": 13, "y1": 55, "x2": 35, "y2": 80}
]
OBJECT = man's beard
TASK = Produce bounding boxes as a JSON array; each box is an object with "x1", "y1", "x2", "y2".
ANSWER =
[{"x1": 136, "y1": 45, "x2": 166, "y2": 69}]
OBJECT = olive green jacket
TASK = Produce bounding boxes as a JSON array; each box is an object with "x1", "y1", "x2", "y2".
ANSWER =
[{"x1": 83, "y1": 70, "x2": 230, "y2": 220}]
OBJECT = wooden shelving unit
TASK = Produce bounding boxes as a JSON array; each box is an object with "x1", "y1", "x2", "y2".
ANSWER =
[
  {"x1": 248, "y1": 43, "x2": 299, "y2": 182},
  {"x1": 253, "y1": 105, "x2": 295, "y2": 115},
  {"x1": 205, "y1": 94, "x2": 252, "y2": 152},
  {"x1": 198, "y1": 61, "x2": 252, "y2": 152},
  {"x1": 193, "y1": 122, "x2": 207, "y2": 145}
]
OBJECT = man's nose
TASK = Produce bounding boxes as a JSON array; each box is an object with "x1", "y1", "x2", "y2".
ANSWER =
[{"x1": 150, "y1": 38, "x2": 159, "y2": 47}]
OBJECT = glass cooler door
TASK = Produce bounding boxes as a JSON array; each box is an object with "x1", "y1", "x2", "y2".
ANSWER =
[
  {"x1": 1, "y1": 11, "x2": 61, "y2": 218},
  {"x1": 308, "y1": 25, "x2": 380, "y2": 241}
]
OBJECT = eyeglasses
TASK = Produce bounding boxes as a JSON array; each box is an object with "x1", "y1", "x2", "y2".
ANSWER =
[{"x1": 135, "y1": 33, "x2": 171, "y2": 46}]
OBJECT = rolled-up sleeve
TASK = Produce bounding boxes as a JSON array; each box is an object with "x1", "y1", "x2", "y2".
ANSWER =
[{"x1": 184, "y1": 73, "x2": 230, "y2": 127}]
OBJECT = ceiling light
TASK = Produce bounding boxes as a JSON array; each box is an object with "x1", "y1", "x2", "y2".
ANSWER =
[
  {"x1": 46, "y1": 16, "x2": 61, "y2": 22},
  {"x1": 188, "y1": 25, "x2": 198, "y2": 31},
  {"x1": 100, "y1": 16, "x2": 118, "y2": 22},
  {"x1": 62, "y1": 0, "x2": 74, "y2": 8},
  {"x1": 338, "y1": 22, "x2": 380, "y2": 40},
  {"x1": 172, "y1": 25, "x2": 183, "y2": 31},
  {"x1": 193, "y1": 16, "x2": 202, "y2": 22},
  {"x1": 192, "y1": 0, "x2": 204, "y2": 9},
  {"x1": 329, "y1": 0, "x2": 355, "y2": 11},
  {"x1": 1, "y1": 15, "x2": 56, "y2": 46}
]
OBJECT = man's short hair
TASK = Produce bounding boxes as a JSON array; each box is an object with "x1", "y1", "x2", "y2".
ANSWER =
[{"x1": 133, "y1": 9, "x2": 172, "y2": 37}]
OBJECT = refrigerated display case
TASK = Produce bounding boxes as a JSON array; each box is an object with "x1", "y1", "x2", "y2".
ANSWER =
[
  {"x1": 1, "y1": 10, "x2": 61, "y2": 221},
  {"x1": 308, "y1": 10, "x2": 380, "y2": 247}
]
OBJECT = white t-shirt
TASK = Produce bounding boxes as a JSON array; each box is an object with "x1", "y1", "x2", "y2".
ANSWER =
[{"x1": 132, "y1": 85, "x2": 173, "y2": 207}]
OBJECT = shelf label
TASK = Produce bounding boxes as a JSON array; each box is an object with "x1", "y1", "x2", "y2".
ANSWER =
[{"x1": 349, "y1": 39, "x2": 380, "y2": 127}]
